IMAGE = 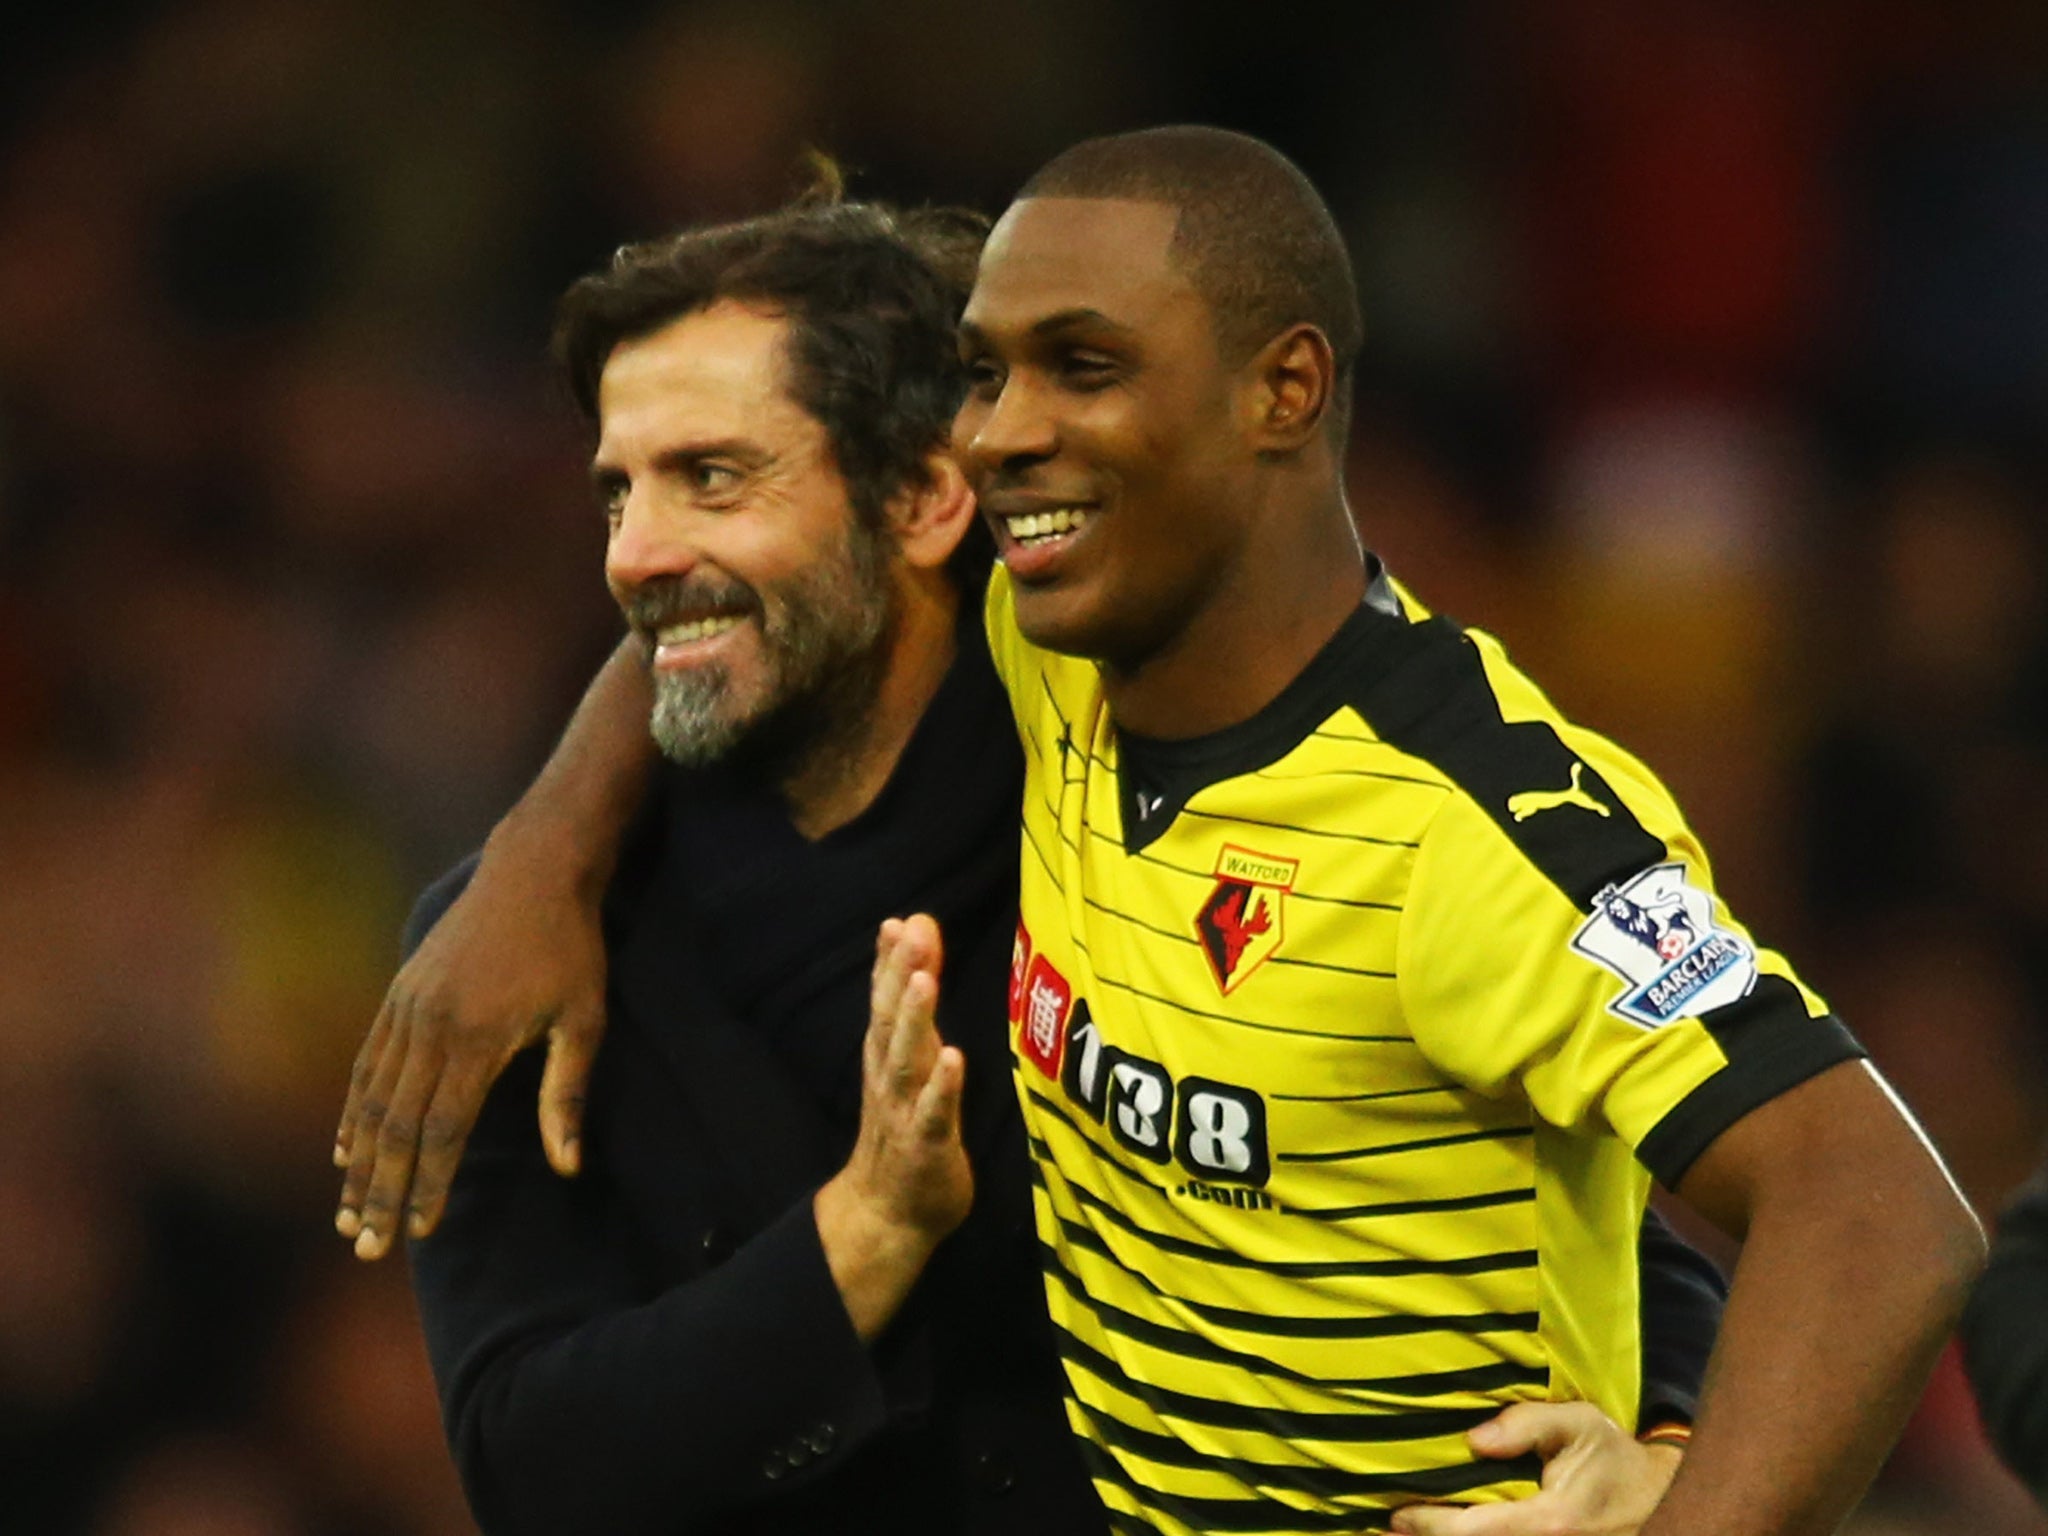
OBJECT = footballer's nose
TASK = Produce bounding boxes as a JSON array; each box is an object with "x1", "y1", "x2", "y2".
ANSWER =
[{"x1": 957, "y1": 375, "x2": 1058, "y2": 479}]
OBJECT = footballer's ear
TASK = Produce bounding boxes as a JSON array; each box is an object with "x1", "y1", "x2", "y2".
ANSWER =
[
  {"x1": 1243, "y1": 322, "x2": 1335, "y2": 455},
  {"x1": 888, "y1": 450, "x2": 976, "y2": 572}
]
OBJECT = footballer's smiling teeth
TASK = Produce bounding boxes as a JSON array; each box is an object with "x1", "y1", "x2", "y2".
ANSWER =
[
  {"x1": 655, "y1": 613, "x2": 746, "y2": 649},
  {"x1": 1004, "y1": 507, "x2": 1092, "y2": 546}
]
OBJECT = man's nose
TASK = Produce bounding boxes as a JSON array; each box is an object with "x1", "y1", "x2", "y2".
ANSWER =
[
  {"x1": 960, "y1": 375, "x2": 1058, "y2": 473},
  {"x1": 605, "y1": 493, "x2": 699, "y2": 594}
]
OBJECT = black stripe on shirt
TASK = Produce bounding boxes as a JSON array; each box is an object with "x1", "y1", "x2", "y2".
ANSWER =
[
  {"x1": 1278, "y1": 1125, "x2": 1533, "y2": 1165},
  {"x1": 1339, "y1": 614, "x2": 1667, "y2": 910},
  {"x1": 1086, "y1": 966, "x2": 1404, "y2": 1039},
  {"x1": 1040, "y1": 1251, "x2": 1547, "y2": 1396},
  {"x1": 1255, "y1": 764, "x2": 1448, "y2": 789},
  {"x1": 1286, "y1": 1186, "x2": 1536, "y2": 1222},
  {"x1": 1055, "y1": 1176, "x2": 1537, "y2": 1281},
  {"x1": 1026, "y1": 1120, "x2": 1176, "y2": 1203},
  {"x1": 1055, "y1": 1327, "x2": 1511, "y2": 1444},
  {"x1": 1270, "y1": 1083, "x2": 1457, "y2": 1104},
  {"x1": 1046, "y1": 1234, "x2": 1538, "y2": 1342},
  {"x1": 1076, "y1": 1435, "x2": 1394, "y2": 1533},
  {"x1": 1072, "y1": 1434, "x2": 1540, "y2": 1533},
  {"x1": 1177, "y1": 806, "x2": 1421, "y2": 849},
  {"x1": 1636, "y1": 975, "x2": 1866, "y2": 1188},
  {"x1": 1101, "y1": 1419, "x2": 1545, "y2": 1503}
]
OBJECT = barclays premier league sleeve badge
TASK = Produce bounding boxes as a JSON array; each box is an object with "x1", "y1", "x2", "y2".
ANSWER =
[{"x1": 1569, "y1": 862, "x2": 1758, "y2": 1028}]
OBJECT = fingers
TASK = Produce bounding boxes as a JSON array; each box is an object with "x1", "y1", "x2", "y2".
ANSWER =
[
  {"x1": 335, "y1": 1001, "x2": 396, "y2": 1167},
  {"x1": 869, "y1": 918, "x2": 911, "y2": 1074},
  {"x1": 908, "y1": 912, "x2": 943, "y2": 977},
  {"x1": 336, "y1": 1008, "x2": 414, "y2": 1240},
  {"x1": 874, "y1": 914, "x2": 941, "y2": 986},
  {"x1": 913, "y1": 1044, "x2": 967, "y2": 1144},
  {"x1": 348, "y1": 1032, "x2": 441, "y2": 1260},
  {"x1": 400, "y1": 1063, "x2": 489, "y2": 1241},
  {"x1": 883, "y1": 965, "x2": 943, "y2": 1097},
  {"x1": 539, "y1": 1009, "x2": 602, "y2": 1177},
  {"x1": 1470, "y1": 1400, "x2": 1615, "y2": 1462},
  {"x1": 1391, "y1": 1501, "x2": 1492, "y2": 1535},
  {"x1": 869, "y1": 914, "x2": 944, "y2": 1080}
]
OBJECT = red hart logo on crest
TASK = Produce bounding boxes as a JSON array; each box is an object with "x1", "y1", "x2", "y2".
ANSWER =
[{"x1": 1194, "y1": 845, "x2": 1299, "y2": 995}]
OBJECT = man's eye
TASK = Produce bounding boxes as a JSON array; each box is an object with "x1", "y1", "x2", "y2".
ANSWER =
[
  {"x1": 600, "y1": 481, "x2": 628, "y2": 524},
  {"x1": 1060, "y1": 354, "x2": 1118, "y2": 389},
  {"x1": 692, "y1": 462, "x2": 741, "y2": 494},
  {"x1": 962, "y1": 359, "x2": 1004, "y2": 398}
]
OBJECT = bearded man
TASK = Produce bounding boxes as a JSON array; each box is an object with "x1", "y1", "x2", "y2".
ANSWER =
[{"x1": 338, "y1": 188, "x2": 1725, "y2": 1536}]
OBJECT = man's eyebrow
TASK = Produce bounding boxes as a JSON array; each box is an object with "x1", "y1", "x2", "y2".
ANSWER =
[
  {"x1": 1031, "y1": 307, "x2": 1135, "y2": 338},
  {"x1": 588, "y1": 438, "x2": 765, "y2": 481},
  {"x1": 959, "y1": 308, "x2": 1136, "y2": 347}
]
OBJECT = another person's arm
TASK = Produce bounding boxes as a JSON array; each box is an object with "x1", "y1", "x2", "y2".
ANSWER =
[
  {"x1": 1961, "y1": 1159, "x2": 2048, "y2": 1501},
  {"x1": 336, "y1": 635, "x2": 654, "y2": 1257},
  {"x1": 1393, "y1": 1403, "x2": 1683, "y2": 1536},
  {"x1": 413, "y1": 903, "x2": 967, "y2": 1536},
  {"x1": 1391, "y1": 1208, "x2": 1723, "y2": 1535},
  {"x1": 1633, "y1": 1204, "x2": 1724, "y2": 1436}
]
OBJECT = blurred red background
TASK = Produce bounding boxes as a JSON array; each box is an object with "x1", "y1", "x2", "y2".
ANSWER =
[{"x1": 2, "y1": 2, "x2": 2045, "y2": 1531}]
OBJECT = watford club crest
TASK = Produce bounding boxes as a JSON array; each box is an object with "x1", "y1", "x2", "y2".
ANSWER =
[{"x1": 1194, "y1": 845, "x2": 1299, "y2": 994}]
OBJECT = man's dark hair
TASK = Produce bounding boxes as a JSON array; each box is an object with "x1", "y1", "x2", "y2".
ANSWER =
[
  {"x1": 1018, "y1": 126, "x2": 1363, "y2": 443},
  {"x1": 553, "y1": 176, "x2": 990, "y2": 573}
]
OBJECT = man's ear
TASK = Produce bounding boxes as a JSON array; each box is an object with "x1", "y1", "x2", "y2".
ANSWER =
[
  {"x1": 1243, "y1": 323, "x2": 1335, "y2": 455},
  {"x1": 887, "y1": 450, "x2": 977, "y2": 572}
]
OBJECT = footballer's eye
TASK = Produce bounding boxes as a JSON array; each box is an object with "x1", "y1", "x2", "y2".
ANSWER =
[
  {"x1": 596, "y1": 475, "x2": 629, "y2": 525},
  {"x1": 962, "y1": 356, "x2": 1005, "y2": 398},
  {"x1": 1059, "y1": 352, "x2": 1119, "y2": 389}
]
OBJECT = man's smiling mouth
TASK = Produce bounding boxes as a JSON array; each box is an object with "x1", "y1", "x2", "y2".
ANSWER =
[
  {"x1": 655, "y1": 614, "x2": 746, "y2": 645},
  {"x1": 1003, "y1": 507, "x2": 1093, "y2": 547}
]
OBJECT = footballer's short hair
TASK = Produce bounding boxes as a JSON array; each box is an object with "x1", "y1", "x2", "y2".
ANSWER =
[
  {"x1": 1018, "y1": 126, "x2": 1363, "y2": 439},
  {"x1": 553, "y1": 170, "x2": 988, "y2": 543}
]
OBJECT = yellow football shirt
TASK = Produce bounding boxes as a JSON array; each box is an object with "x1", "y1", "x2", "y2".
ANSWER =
[{"x1": 986, "y1": 562, "x2": 1860, "y2": 1535}]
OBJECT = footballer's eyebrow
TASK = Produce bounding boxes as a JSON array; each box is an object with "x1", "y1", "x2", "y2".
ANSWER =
[
  {"x1": 959, "y1": 308, "x2": 1138, "y2": 350},
  {"x1": 1030, "y1": 307, "x2": 1138, "y2": 339}
]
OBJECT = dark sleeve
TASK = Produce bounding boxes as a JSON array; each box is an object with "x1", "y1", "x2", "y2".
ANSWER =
[
  {"x1": 401, "y1": 865, "x2": 901, "y2": 1536},
  {"x1": 1962, "y1": 1162, "x2": 2048, "y2": 1499},
  {"x1": 1634, "y1": 1204, "x2": 1727, "y2": 1432}
]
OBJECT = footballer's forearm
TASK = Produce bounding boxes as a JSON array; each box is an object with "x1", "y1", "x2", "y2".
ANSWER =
[
  {"x1": 488, "y1": 633, "x2": 656, "y2": 898},
  {"x1": 1641, "y1": 1062, "x2": 1984, "y2": 1536}
]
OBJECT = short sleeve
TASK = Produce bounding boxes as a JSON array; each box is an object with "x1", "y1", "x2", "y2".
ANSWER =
[{"x1": 1396, "y1": 769, "x2": 1863, "y2": 1190}]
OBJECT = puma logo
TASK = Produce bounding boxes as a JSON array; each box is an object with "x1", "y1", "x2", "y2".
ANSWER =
[{"x1": 1508, "y1": 762, "x2": 1611, "y2": 822}]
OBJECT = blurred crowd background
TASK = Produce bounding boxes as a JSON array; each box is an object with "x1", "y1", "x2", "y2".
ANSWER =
[{"x1": 2, "y1": 1, "x2": 2046, "y2": 1532}]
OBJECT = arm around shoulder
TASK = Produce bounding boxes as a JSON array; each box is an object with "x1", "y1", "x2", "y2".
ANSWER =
[{"x1": 336, "y1": 637, "x2": 655, "y2": 1256}]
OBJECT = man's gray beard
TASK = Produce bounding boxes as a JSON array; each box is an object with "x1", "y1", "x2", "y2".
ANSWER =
[{"x1": 647, "y1": 524, "x2": 894, "y2": 778}]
